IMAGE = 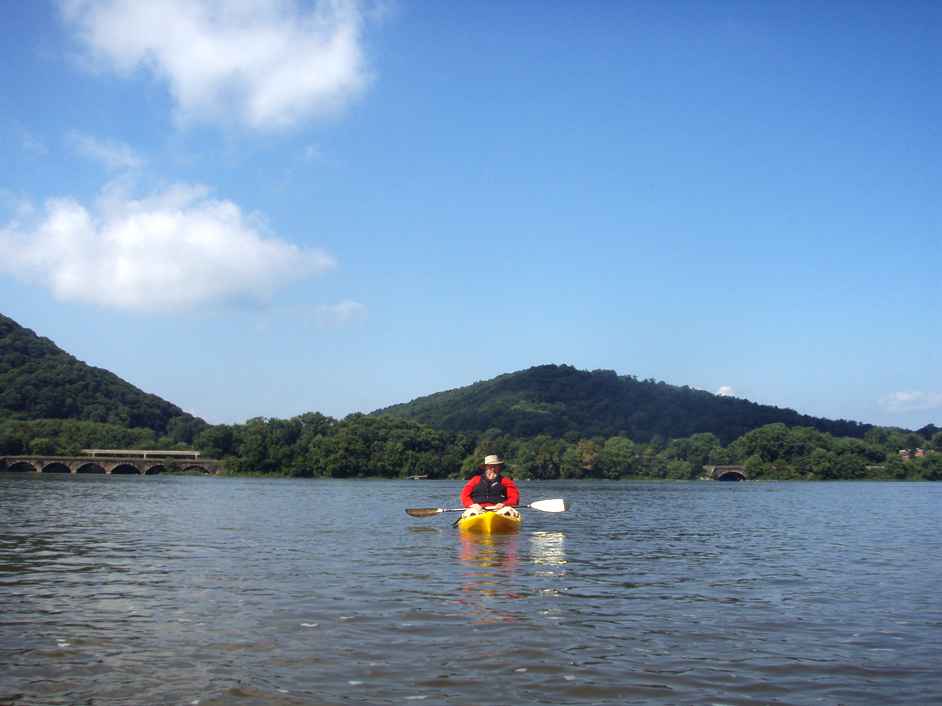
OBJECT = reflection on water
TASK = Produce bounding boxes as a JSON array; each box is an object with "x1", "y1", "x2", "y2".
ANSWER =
[
  {"x1": 456, "y1": 532, "x2": 525, "y2": 624},
  {"x1": 1, "y1": 476, "x2": 940, "y2": 705},
  {"x1": 458, "y1": 530, "x2": 520, "y2": 570},
  {"x1": 529, "y1": 530, "x2": 567, "y2": 566}
]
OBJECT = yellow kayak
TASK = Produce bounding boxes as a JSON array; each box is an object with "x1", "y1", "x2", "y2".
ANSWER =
[{"x1": 457, "y1": 511, "x2": 522, "y2": 534}]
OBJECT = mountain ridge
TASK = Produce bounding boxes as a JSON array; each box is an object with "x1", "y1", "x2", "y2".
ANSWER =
[
  {"x1": 0, "y1": 312, "x2": 203, "y2": 438},
  {"x1": 0, "y1": 312, "x2": 914, "y2": 446},
  {"x1": 373, "y1": 363, "x2": 875, "y2": 444}
]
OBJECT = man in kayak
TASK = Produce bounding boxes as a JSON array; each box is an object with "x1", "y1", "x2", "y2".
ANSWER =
[{"x1": 460, "y1": 454, "x2": 520, "y2": 518}]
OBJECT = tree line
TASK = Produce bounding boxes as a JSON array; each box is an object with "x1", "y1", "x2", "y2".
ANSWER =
[
  {"x1": 6, "y1": 314, "x2": 939, "y2": 480},
  {"x1": 3, "y1": 414, "x2": 940, "y2": 481}
]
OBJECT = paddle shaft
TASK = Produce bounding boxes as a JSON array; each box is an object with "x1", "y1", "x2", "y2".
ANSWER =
[{"x1": 405, "y1": 498, "x2": 567, "y2": 517}]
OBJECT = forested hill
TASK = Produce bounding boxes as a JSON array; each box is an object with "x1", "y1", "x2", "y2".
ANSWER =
[
  {"x1": 373, "y1": 364, "x2": 873, "y2": 444},
  {"x1": 0, "y1": 313, "x2": 203, "y2": 438}
]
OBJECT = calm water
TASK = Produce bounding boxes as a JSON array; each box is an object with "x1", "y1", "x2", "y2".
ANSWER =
[{"x1": 0, "y1": 476, "x2": 939, "y2": 706}]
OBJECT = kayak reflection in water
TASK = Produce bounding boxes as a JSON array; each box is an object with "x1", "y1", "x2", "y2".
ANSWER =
[
  {"x1": 456, "y1": 533, "x2": 526, "y2": 622},
  {"x1": 459, "y1": 532, "x2": 520, "y2": 571},
  {"x1": 460, "y1": 454, "x2": 521, "y2": 520}
]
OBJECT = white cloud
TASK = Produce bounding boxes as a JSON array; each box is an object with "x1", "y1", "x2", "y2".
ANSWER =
[
  {"x1": 716, "y1": 385, "x2": 736, "y2": 397},
  {"x1": 315, "y1": 299, "x2": 366, "y2": 326},
  {"x1": 68, "y1": 131, "x2": 145, "y2": 171},
  {"x1": 881, "y1": 391, "x2": 942, "y2": 413},
  {"x1": 61, "y1": 0, "x2": 370, "y2": 131},
  {"x1": 0, "y1": 181, "x2": 335, "y2": 313}
]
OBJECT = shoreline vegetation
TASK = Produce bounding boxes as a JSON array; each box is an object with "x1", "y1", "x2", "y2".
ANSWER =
[
  {"x1": 2, "y1": 317, "x2": 939, "y2": 482},
  {"x1": 3, "y1": 414, "x2": 940, "y2": 482}
]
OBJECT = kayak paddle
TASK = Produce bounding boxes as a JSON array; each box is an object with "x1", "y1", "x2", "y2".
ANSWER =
[{"x1": 405, "y1": 498, "x2": 568, "y2": 517}]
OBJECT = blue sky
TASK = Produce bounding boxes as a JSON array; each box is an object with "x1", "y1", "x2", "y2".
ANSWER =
[{"x1": 1, "y1": 1, "x2": 939, "y2": 431}]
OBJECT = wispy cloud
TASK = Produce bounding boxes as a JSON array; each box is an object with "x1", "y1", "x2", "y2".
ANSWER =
[
  {"x1": 0, "y1": 190, "x2": 36, "y2": 222},
  {"x1": 881, "y1": 391, "x2": 942, "y2": 413},
  {"x1": 61, "y1": 0, "x2": 371, "y2": 131},
  {"x1": 20, "y1": 130, "x2": 48, "y2": 156},
  {"x1": 716, "y1": 385, "x2": 736, "y2": 397},
  {"x1": 315, "y1": 300, "x2": 367, "y2": 327},
  {"x1": 0, "y1": 180, "x2": 335, "y2": 313},
  {"x1": 68, "y1": 131, "x2": 144, "y2": 171}
]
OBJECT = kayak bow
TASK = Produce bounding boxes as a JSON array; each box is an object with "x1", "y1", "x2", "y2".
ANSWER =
[{"x1": 457, "y1": 510, "x2": 522, "y2": 534}]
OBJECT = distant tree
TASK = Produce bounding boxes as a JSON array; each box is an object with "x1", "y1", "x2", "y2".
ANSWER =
[
  {"x1": 0, "y1": 428, "x2": 24, "y2": 455},
  {"x1": 29, "y1": 437, "x2": 56, "y2": 455},
  {"x1": 833, "y1": 451, "x2": 866, "y2": 480},
  {"x1": 743, "y1": 453, "x2": 768, "y2": 479},
  {"x1": 931, "y1": 431, "x2": 942, "y2": 452},
  {"x1": 166, "y1": 416, "x2": 208, "y2": 445},
  {"x1": 195, "y1": 425, "x2": 237, "y2": 458},
  {"x1": 665, "y1": 459, "x2": 693, "y2": 480},
  {"x1": 515, "y1": 434, "x2": 563, "y2": 480},
  {"x1": 729, "y1": 424, "x2": 790, "y2": 463},
  {"x1": 597, "y1": 437, "x2": 638, "y2": 479},
  {"x1": 808, "y1": 448, "x2": 837, "y2": 479},
  {"x1": 559, "y1": 445, "x2": 584, "y2": 479},
  {"x1": 919, "y1": 454, "x2": 942, "y2": 481}
]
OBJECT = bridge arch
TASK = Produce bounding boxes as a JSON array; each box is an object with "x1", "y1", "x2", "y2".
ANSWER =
[
  {"x1": 2, "y1": 452, "x2": 222, "y2": 476},
  {"x1": 702, "y1": 465, "x2": 748, "y2": 481}
]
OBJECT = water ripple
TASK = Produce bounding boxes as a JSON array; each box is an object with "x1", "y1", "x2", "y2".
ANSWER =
[{"x1": 1, "y1": 476, "x2": 940, "y2": 704}]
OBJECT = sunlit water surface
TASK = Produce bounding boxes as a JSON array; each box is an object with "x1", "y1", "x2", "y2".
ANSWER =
[{"x1": 1, "y1": 476, "x2": 939, "y2": 705}]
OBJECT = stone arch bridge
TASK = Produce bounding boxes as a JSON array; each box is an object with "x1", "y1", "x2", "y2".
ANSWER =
[
  {"x1": 0, "y1": 449, "x2": 223, "y2": 476},
  {"x1": 701, "y1": 465, "x2": 748, "y2": 481}
]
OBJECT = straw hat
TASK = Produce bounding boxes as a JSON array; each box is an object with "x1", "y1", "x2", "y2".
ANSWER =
[{"x1": 479, "y1": 454, "x2": 505, "y2": 469}]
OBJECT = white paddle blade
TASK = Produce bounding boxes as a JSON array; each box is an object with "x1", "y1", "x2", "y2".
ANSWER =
[{"x1": 529, "y1": 498, "x2": 568, "y2": 513}]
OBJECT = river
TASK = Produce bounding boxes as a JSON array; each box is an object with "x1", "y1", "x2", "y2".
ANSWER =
[{"x1": 0, "y1": 475, "x2": 939, "y2": 705}]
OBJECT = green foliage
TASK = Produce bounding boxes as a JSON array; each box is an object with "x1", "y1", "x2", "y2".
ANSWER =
[
  {"x1": 514, "y1": 434, "x2": 564, "y2": 480},
  {"x1": 0, "y1": 418, "x2": 158, "y2": 455},
  {"x1": 931, "y1": 431, "x2": 942, "y2": 452},
  {"x1": 1, "y1": 315, "x2": 937, "y2": 482},
  {"x1": 664, "y1": 459, "x2": 694, "y2": 480},
  {"x1": 916, "y1": 454, "x2": 942, "y2": 481},
  {"x1": 194, "y1": 424, "x2": 237, "y2": 458},
  {"x1": 0, "y1": 314, "x2": 204, "y2": 439},
  {"x1": 373, "y1": 364, "x2": 873, "y2": 444},
  {"x1": 201, "y1": 413, "x2": 473, "y2": 479},
  {"x1": 597, "y1": 437, "x2": 639, "y2": 479},
  {"x1": 3, "y1": 410, "x2": 936, "y2": 483}
]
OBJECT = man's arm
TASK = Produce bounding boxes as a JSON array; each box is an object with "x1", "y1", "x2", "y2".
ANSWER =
[
  {"x1": 460, "y1": 476, "x2": 480, "y2": 507},
  {"x1": 502, "y1": 477, "x2": 520, "y2": 506}
]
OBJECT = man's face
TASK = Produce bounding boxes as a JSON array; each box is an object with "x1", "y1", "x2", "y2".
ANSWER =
[{"x1": 484, "y1": 465, "x2": 499, "y2": 479}]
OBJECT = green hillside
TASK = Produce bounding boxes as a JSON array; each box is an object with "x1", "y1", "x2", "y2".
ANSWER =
[
  {"x1": 0, "y1": 313, "x2": 204, "y2": 440},
  {"x1": 373, "y1": 364, "x2": 873, "y2": 444},
  {"x1": 3, "y1": 316, "x2": 938, "y2": 481}
]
